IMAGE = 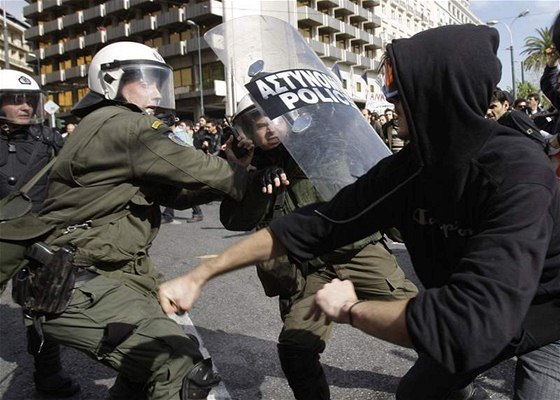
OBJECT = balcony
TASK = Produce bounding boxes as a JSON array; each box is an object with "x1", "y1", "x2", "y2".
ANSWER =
[
  {"x1": 298, "y1": 6, "x2": 324, "y2": 27},
  {"x1": 62, "y1": 11, "x2": 84, "y2": 29},
  {"x1": 84, "y1": 30, "x2": 107, "y2": 47},
  {"x1": 306, "y1": 39, "x2": 327, "y2": 57},
  {"x1": 45, "y1": 69, "x2": 64, "y2": 84},
  {"x1": 158, "y1": 41, "x2": 187, "y2": 58},
  {"x1": 324, "y1": 45, "x2": 343, "y2": 60},
  {"x1": 64, "y1": 64, "x2": 87, "y2": 80},
  {"x1": 23, "y1": 1, "x2": 43, "y2": 19},
  {"x1": 44, "y1": 18, "x2": 64, "y2": 35},
  {"x1": 341, "y1": 50, "x2": 358, "y2": 65},
  {"x1": 129, "y1": 0, "x2": 160, "y2": 14},
  {"x1": 43, "y1": 0, "x2": 62, "y2": 12},
  {"x1": 61, "y1": 0, "x2": 89, "y2": 6},
  {"x1": 334, "y1": 0, "x2": 356, "y2": 17},
  {"x1": 317, "y1": 0, "x2": 340, "y2": 7},
  {"x1": 64, "y1": 36, "x2": 85, "y2": 52},
  {"x1": 186, "y1": 0, "x2": 223, "y2": 20},
  {"x1": 83, "y1": 4, "x2": 106, "y2": 23},
  {"x1": 336, "y1": 23, "x2": 358, "y2": 40},
  {"x1": 349, "y1": 6, "x2": 369, "y2": 22},
  {"x1": 363, "y1": 14, "x2": 381, "y2": 29},
  {"x1": 105, "y1": 0, "x2": 130, "y2": 15},
  {"x1": 350, "y1": 29, "x2": 370, "y2": 44},
  {"x1": 43, "y1": 42, "x2": 64, "y2": 58},
  {"x1": 364, "y1": 35, "x2": 382, "y2": 49},
  {"x1": 129, "y1": 16, "x2": 157, "y2": 35},
  {"x1": 362, "y1": 0, "x2": 380, "y2": 8},
  {"x1": 157, "y1": 8, "x2": 186, "y2": 29},
  {"x1": 24, "y1": 24, "x2": 44, "y2": 41},
  {"x1": 106, "y1": 24, "x2": 130, "y2": 41}
]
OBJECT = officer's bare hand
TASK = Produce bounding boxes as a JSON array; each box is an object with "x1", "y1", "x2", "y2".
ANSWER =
[
  {"x1": 304, "y1": 279, "x2": 358, "y2": 325},
  {"x1": 158, "y1": 273, "x2": 202, "y2": 315},
  {"x1": 224, "y1": 136, "x2": 255, "y2": 168},
  {"x1": 258, "y1": 166, "x2": 290, "y2": 194}
]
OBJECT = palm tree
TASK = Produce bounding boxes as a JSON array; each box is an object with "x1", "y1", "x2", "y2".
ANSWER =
[{"x1": 521, "y1": 27, "x2": 552, "y2": 73}]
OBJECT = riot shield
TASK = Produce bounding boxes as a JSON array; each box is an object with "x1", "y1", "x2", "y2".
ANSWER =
[{"x1": 205, "y1": 15, "x2": 391, "y2": 201}]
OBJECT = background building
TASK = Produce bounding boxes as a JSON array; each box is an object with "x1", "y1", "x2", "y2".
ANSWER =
[
  {"x1": 0, "y1": 7, "x2": 33, "y2": 73},
  {"x1": 19, "y1": 0, "x2": 480, "y2": 121}
]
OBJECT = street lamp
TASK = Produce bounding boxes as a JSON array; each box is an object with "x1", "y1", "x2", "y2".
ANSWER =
[
  {"x1": 186, "y1": 19, "x2": 204, "y2": 117},
  {"x1": 486, "y1": 9, "x2": 530, "y2": 99}
]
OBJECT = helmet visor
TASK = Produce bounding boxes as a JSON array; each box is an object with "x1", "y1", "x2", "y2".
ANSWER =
[
  {"x1": 0, "y1": 90, "x2": 45, "y2": 125},
  {"x1": 115, "y1": 63, "x2": 175, "y2": 112}
]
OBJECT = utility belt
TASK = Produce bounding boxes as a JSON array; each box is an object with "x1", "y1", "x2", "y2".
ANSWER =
[{"x1": 12, "y1": 242, "x2": 98, "y2": 316}]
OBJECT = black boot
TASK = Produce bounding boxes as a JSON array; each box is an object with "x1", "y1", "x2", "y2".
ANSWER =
[
  {"x1": 278, "y1": 347, "x2": 330, "y2": 400},
  {"x1": 31, "y1": 334, "x2": 80, "y2": 397},
  {"x1": 181, "y1": 358, "x2": 221, "y2": 400}
]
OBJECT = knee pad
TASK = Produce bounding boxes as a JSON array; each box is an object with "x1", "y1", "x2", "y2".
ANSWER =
[{"x1": 181, "y1": 358, "x2": 221, "y2": 400}]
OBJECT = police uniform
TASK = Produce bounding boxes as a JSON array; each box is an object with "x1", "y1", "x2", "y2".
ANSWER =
[
  {"x1": 0, "y1": 123, "x2": 63, "y2": 211},
  {"x1": 220, "y1": 147, "x2": 418, "y2": 400},
  {"x1": 38, "y1": 105, "x2": 249, "y2": 400}
]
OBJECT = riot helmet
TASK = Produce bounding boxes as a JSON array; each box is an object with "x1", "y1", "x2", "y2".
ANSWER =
[
  {"x1": 77, "y1": 41, "x2": 174, "y2": 114},
  {"x1": 232, "y1": 95, "x2": 286, "y2": 151},
  {"x1": 0, "y1": 70, "x2": 44, "y2": 125}
]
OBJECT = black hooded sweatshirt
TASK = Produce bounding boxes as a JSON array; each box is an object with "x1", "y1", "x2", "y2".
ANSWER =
[{"x1": 269, "y1": 25, "x2": 560, "y2": 374}]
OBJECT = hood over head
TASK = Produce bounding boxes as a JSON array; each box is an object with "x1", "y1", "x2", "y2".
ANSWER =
[{"x1": 387, "y1": 24, "x2": 501, "y2": 172}]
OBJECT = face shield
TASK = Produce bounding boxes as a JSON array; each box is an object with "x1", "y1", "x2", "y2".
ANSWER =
[
  {"x1": 105, "y1": 61, "x2": 174, "y2": 113},
  {"x1": 381, "y1": 57, "x2": 399, "y2": 105},
  {"x1": 0, "y1": 90, "x2": 45, "y2": 125}
]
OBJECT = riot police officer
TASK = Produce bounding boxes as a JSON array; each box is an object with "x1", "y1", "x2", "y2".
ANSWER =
[
  {"x1": 220, "y1": 97, "x2": 418, "y2": 400},
  {"x1": 34, "y1": 42, "x2": 283, "y2": 400},
  {"x1": 0, "y1": 69, "x2": 79, "y2": 396}
]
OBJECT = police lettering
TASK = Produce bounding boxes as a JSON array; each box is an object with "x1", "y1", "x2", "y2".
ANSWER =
[{"x1": 247, "y1": 69, "x2": 358, "y2": 118}]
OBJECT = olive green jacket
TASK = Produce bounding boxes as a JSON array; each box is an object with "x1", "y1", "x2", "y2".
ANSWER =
[
  {"x1": 220, "y1": 150, "x2": 381, "y2": 297},
  {"x1": 41, "y1": 105, "x2": 248, "y2": 277}
]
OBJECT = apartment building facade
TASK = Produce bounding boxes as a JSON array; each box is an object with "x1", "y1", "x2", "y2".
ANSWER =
[
  {"x1": 1, "y1": 8, "x2": 33, "y2": 73},
  {"x1": 22, "y1": 0, "x2": 480, "y2": 119}
]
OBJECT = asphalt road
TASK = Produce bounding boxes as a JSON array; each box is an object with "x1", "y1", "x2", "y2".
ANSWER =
[{"x1": 0, "y1": 203, "x2": 515, "y2": 399}]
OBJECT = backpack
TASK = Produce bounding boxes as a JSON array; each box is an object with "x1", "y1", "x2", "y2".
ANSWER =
[{"x1": 0, "y1": 157, "x2": 57, "y2": 294}]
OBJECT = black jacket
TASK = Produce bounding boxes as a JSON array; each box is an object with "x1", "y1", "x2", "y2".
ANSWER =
[
  {"x1": 269, "y1": 25, "x2": 560, "y2": 374},
  {"x1": 0, "y1": 124, "x2": 63, "y2": 212}
]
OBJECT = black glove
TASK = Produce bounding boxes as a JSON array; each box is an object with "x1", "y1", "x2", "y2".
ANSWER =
[{"x1": 257, "y1": 166, "x2": 285, "y2": 193}]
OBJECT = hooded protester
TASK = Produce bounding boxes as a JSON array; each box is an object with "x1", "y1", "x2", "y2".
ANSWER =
[{"x1": 159, "y1": 24, "x2": 560, "y2": 400}]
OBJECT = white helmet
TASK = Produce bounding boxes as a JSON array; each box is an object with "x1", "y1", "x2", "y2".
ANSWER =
[
  {"x1": 0, "y1": 69, "x2": 44, "y2": 125},
  {"x1": 232, "y1": 94, "x2": 260, "y2": 140},
  {"x1": 86, "y1": 41, "x2": 175, "y2": 112}
]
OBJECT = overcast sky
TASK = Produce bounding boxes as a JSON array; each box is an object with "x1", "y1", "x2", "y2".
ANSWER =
[{"x1": 2, "y1": 0, "x2": 559, "y2": 90}]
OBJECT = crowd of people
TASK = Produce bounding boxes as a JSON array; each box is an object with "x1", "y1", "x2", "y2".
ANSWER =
[{"x1": 0, "y1": 15, "x2": 559, "y2": 400}]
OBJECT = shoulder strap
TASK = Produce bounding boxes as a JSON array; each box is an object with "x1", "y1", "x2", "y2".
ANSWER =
[{"x1": 19, "y1": 156, "x2": 57, "y2": 196}]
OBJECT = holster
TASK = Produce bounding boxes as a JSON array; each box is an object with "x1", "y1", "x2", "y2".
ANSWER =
[{"x1": 12, "y1": 242, "x2": 77, "y2": 315}]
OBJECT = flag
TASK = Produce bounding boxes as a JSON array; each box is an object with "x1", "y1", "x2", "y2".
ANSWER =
[
  {"x1": 331, "y1": 63, "x2": 342, "y2": 82},
  {"x1": 361, "y1": 70, "x2": 368, "y2": 84}
]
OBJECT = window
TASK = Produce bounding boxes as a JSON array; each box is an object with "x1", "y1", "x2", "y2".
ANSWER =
[
  {"x1": 58, "y1": 90, "x2": 72, "y2": 108},
  {"x1": 356, "y1": 81, "x2": 362, "y2": 92},
  {"x1": 203, "y1": 62, "x2": 224, "y2": 89},
  {"x1": 174, "y1": 67, "x2": 193, "y2": 88},
  {"x1": 320, "y1": 32, "x2": 331, "y2": 44},
  {"x1": 59, "y1": 59, "x2": 71, "y2": 70},
  {"x1": 299, "y1": 27, "x2": 312, "y2": 39}
]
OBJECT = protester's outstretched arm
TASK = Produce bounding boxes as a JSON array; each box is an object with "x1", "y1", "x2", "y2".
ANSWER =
[
  {"x1": 305, "y1": 279, "x2": 413, "y2": 348},
  {"x1": 159, "y1": 228, "x2": 285, "y2": 314}
]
